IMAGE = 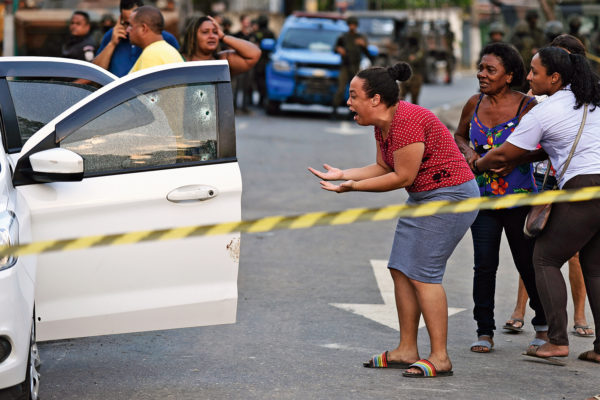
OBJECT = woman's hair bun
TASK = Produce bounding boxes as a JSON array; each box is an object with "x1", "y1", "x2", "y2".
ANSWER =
[{"x1": 388, "y1": 62, "x2": 412, "y2": 82}]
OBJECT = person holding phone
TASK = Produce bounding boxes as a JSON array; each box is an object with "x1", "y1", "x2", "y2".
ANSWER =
[{"x1": 93, "y1": 0, "x2": 180, "y2": 77}]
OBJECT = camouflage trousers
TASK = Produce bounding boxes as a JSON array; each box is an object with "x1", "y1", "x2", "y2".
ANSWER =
[
  {"x1": 400, "y1": 73, "x2": 423, "y2": 105},
  {"x1": 333, "y1": 64, "x2": 359, "y2": 108}
]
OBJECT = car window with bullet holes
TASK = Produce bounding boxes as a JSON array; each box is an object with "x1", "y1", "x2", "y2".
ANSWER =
[{"x1": 61, "y1": 83, "x2": 218, "y2": 175}]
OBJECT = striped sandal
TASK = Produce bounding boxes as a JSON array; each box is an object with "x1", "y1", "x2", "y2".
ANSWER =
[
  {"x1": 363, "y1": 351, "x2": 412, "y2": 369},
  {"x1": 402, "y1": 359, "x2": 453, "y2": 378}
]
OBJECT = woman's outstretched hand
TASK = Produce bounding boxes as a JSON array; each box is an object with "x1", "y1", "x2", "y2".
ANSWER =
[
  {"x1": 308, "y1": 164, "x2": 344, "y2": 181},
  {"x1": 319, "y1": 180, "x2": 355, "y2": 193},
  {"x1": 309, "y1": 164, "x2": 354, "y2": 192}
]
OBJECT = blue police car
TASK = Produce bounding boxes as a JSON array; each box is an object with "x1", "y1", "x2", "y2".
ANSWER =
[{"x1": 261, "y1": 12, "x2": 375, "y2": 115}]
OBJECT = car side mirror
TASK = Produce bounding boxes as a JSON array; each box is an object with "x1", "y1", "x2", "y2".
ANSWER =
[
  {"x1": 367, "y1": 44, "x2": 379, "y2": 58},
  {"x1": 261, "y1": 38, "x2": 275, "y2": 51},
  {"x1": 29, "y1": 148, "x2": 84, "y2": 183}
]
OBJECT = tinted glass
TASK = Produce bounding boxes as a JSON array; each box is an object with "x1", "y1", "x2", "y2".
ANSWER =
[
  {"x1": 61, "y1": 83, "x2": 218, "y2": 175},
  {"x1": 7, "y1": 79, "x2": 96, "y2": 147},
  {"x1": 281, "y1": 28, "x2": 342, "y2": 52}
]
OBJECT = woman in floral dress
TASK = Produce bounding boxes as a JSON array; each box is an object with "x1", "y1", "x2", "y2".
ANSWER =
[{"x1": 454, "y1": 42, "x2": 548, "y2": 354}]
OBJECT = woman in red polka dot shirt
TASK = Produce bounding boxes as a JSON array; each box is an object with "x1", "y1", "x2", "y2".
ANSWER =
[{"x1": 309, "y1": 62, "x2": 479, "y2": 378}]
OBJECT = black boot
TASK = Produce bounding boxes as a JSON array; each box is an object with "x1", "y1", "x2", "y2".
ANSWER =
[{"x1": 330, "y1": 105, "x2": 338, "y2": 120}]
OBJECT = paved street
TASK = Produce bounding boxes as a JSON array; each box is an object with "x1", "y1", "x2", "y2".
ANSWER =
[{"x1": 38, "y1": 73, "x2": 600, "y2": 400}]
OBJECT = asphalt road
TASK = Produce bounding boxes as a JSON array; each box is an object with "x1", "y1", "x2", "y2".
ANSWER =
[{"x1": 38, "y1": 73, "x2": 600, "y2": 400}]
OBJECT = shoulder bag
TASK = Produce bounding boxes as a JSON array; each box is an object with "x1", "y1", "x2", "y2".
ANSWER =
[{"x1": 523, "y1": 104, "x2": 588, "y2": 238}]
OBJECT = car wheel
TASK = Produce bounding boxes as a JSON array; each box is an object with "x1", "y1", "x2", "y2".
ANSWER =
[
  {"x1": 27, "y1": 315, "x2": 41, "y2": 400},
  {"x1": 0, "y1": 316, "x2": 41, "y2": 400},
  {"x1": 265, "y1": 100, "x2": 281, "y2": 115}
]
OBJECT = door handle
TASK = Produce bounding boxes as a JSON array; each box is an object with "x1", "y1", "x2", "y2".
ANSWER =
[{"x1": 167, "y1": 185, "x2": 219, "y2": 203}]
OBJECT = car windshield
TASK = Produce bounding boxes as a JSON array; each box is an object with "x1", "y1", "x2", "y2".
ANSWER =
[
  {"x1": 281, "y1": 28, "x2": 342, "y2": 52},
  {"x1": 358, "y1": 18, "x2": 395, "y2": 37}
]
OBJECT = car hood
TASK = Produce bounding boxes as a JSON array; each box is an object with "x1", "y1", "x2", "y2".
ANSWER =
[{"x1": 274, "y1": 49, "x2": 341, "y2": 65}]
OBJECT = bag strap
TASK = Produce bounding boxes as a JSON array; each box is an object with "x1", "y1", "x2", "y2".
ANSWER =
[
  {"x1": 556, "y1": 103, "x2": 588, "y2": 185},
  {"x1": 541, "y1": 160, "x2": 552, "y2": 189}
]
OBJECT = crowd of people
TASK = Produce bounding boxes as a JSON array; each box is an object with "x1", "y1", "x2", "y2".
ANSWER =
[
  {"x1": 58, "y1": 0, "x2": 267, "y2": 112},
  {"x1": 484, "y1": 10, "x2": 600, "y2": 80},
  {"x1": 309, "y1": 29, "x2": 600, "y2": 394},
  {"x1": 482, "y1": 11, "x2": 600, "y2": 339},
  {"x1": 60, "y1": 7, "x2": 458, "y2": 116},
  {"x1": 55, "y1": 3, "x2": 600, "y2": 390}
]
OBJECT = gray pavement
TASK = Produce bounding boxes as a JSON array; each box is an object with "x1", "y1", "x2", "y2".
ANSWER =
[{"x1": 37, "y1": 75, "x2": 600, "y2": 400}]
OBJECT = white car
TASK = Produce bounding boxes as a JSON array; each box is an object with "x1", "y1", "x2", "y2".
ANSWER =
[{"x1": 0, "y1": 58, "x2": 242, "y2": 399}]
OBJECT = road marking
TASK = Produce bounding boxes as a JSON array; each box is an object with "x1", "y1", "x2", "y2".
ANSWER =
[
  {"x1": 330, "y1": 259, "x2": 465, "y2": 330},
  {"x1": 324, "y1": 121, "x2": 370, "y2": 135}
]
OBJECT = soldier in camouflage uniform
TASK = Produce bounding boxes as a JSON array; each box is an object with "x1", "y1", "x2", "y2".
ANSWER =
[
  {"x1": 567, "y1": 15, "x2": 590, "y2": 51},
  {"x1": 399, "y1": 30, "x2": 425, "y2": 105},
  {"x1": 479, "y1": 22, "x2": 506, "y2": 62},
  {"x1": 544, "y1": 20, "x2": 565, "y2": 44},
  {"x1": 332, "y1": 16, "x2": 369, "y2": 119},
  {"x1": 510, "y1": 9, "x2": 545, "y2": 69}
]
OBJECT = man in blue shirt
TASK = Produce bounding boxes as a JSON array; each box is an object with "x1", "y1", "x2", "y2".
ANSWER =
[{"x1": 93, "y1": 0, "x2": 179, "y2": 77}]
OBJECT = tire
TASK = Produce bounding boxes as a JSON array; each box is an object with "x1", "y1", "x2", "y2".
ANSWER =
[
  {"x1": 265, "y1": 100, "x2": 281, "y2": 115},
  {"x1": 0, "y1": 316, "x2": 41, "y2": 400}
]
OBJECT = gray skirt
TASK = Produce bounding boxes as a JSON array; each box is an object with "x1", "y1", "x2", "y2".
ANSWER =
[{"x1": 388, "y1": 179, "x2": 479, "y2": 283}]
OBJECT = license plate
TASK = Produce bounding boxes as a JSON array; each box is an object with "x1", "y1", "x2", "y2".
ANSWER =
[{"x1": 312, "y1": 69, "x2": 326, "y2": 77}]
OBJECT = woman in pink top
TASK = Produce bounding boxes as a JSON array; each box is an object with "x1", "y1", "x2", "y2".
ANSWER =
[{"x1": 309, "y1": 62, "x2": 479, "y2": 378}]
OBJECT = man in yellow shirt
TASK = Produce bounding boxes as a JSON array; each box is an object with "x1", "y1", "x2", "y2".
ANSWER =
[{"x1": 127, "y1": 5, "x2": 183, "y2": 73}]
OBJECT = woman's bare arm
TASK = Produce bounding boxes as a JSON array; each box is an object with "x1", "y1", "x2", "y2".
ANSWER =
[
  {"x1": 475, "y1": 142, "x2": 530, "y2": 173},
  {"x1": 310, "y1": 142, "x2": 424, "y2": 193},
  {"x1": 351, "y1": 142, "x2": 424, "y2": 192},
  {"x1": 219, "y1": 35, "x2": 261, "y2": 76},
  {"x1": 308, "y1": 144, "x2": 390, "y2": 182},
  {"x1": 454, "y1": 95, "x2": 480, "y2": 172}
]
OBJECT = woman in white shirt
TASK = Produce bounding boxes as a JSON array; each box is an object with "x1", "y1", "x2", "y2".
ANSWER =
[{"x1": 476, "y1": 46, "x2": 600, "y2": 365}]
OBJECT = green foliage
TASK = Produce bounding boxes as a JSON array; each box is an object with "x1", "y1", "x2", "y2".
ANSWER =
[{"x1": 318, "y1": 0, "x2": 335, "y2": 10}]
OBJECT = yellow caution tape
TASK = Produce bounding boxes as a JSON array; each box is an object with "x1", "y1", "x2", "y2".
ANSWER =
[
  {"x1": 587, "y1": 52, "x2": 600, "y2": 64},
  {"x1": 2, "y1": 185, "x2": 600, "y2": 257}
]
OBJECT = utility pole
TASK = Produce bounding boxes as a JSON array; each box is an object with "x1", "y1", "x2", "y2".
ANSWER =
[{"x1": 3, "y1": 0, "x2": 14, "y2": 56}]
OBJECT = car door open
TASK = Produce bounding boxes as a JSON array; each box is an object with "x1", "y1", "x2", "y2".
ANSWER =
[{"x1": 13, "y1": 61, "x2": 242, "y2": 341}]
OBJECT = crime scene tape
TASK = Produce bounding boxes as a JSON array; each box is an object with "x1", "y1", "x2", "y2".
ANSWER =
[{"x1": 2, "y1": 185, "x2": 600, "y2": 258}]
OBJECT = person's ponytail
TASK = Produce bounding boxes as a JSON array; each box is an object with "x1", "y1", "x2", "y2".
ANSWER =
[
  {"x1": 357, "y1": 62, "x2": 411, "y2": 106},
  {"x1": 387, "y1": 62, "x2": 412, "y2": 82},
  {"x1": 569, "y1": 53, "x2": 600, "y2": 110},
  {"x1": 538, "y1": 47, "x2": 600, "y2": 110}
]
